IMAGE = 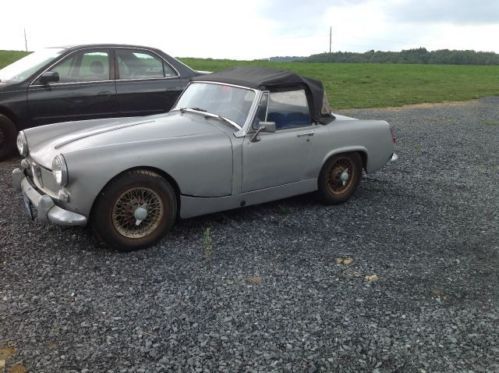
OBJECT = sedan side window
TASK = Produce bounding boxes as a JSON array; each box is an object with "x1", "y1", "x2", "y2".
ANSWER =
[
  {"x1": 268, "y1": 89, "x2": 311, "y2": 130},
  {"x1": 51, "y1": 51, "x2": 110, "y2": 83},
  {"x1": 116, "y1": 49, "x2": 177, "y2": 80}
]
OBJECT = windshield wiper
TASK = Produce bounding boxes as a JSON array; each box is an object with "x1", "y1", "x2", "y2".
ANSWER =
[
  {"x1": 209, "y1": 113, "x2": 242, "y2": 130},
  {"x1": 178, "y1": 107, "x2": 242, "y2": 130},
  {"x1": 179, "y1": 107, "x2": 206, "y2": 113}
]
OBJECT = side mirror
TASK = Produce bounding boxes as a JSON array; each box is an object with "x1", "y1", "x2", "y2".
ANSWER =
[
  {"x1": 39, "y1": 71, "x2": 60, "y2": 85},
  {"x1": 250, "y1": 121, "x2": 276, "y2": 142},
  {"x1": 260, "y1": 121, "x2": 276, "y2": 133}
]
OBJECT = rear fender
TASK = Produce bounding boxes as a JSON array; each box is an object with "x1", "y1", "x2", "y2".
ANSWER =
[{"x1": 321, "y1": 146, "x2": 368, "y2": 170}]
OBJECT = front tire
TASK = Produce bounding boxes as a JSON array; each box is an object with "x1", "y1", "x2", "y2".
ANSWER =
[
  {"x1": 91, "y1": 170, "x2": 177, "y2": 251},
  {"x1": 318, "y1": 152, "x2": 362, "y2": 205},
  {"x1": 0, "y1": 114, "x2": 18, "y2": 161}
]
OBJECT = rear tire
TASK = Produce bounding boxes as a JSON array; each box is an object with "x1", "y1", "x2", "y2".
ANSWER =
[
  {"x1": 318, "y1": 152, "x2": 362, "y2": 205},
  {"x1": 0, "y1": 114, "x2": 18, "y2": 161},
  {"x1": 91, "y1": 170, "x2": 177, "y2": 251}
]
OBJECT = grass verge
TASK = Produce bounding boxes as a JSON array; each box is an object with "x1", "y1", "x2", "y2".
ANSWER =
[{"x1": 1, "y1": 50, "x2": 498, "y2": 109}]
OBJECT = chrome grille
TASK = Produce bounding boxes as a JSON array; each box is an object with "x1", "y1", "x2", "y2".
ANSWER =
[
  {"x1": 40, "y1": 167, "x2": 59, "y2": 193},
  {"x1": 30, "y1": 163, "x2": 43, "y2": 187},
  {"x1": 28, "y1": 160, "x2": 59, "y2": 198}
]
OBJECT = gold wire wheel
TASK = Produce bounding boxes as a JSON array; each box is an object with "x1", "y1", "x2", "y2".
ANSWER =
[
  {"x1": 327, "y1": 158, "x2": 354, "y2": 196},
  {"x1": 111, "y1": 187, "x2": 164, "y2": 239}
]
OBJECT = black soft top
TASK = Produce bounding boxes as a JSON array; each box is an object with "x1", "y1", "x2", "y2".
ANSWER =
[{"x1": 192, "y1": 67, "x2": 334, "y2": 124}]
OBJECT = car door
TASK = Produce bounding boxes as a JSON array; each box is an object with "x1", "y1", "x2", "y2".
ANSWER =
[
  {"x1": 27, "y1": 49, "x2": 118, "y2": 125},
  {"x1": 242, "y1": 90, "x2": 315, "y2": 193},
  {"x1": 114, "y1": 48, "x2": 187, "y2": 116}
]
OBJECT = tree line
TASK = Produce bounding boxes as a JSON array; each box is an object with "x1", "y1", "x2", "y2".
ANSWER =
[{"x1": 302, "y1": 48, "x2": 499, "y2": 65}]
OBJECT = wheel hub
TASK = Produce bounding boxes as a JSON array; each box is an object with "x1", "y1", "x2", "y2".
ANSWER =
[
  {"x1": 340, "y1": 169, "x2": 350, "y2": 185},
  {"x1": 134, "y1": 205, "x2": 148, "y2": 226},
  {"x1": 112, "y1": 187, "x2": 164, "y2": 239},
  {"x1": 327, "y1": 158, "x2": 354, "y2": 195}
]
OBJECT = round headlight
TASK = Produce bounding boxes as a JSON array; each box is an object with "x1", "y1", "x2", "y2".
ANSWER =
[
  {"x1": 52, "y1": 154, "x2": 68, "y2": 187},
  {"x1": 17, "y1": 131, "x2": 28, "y2": 157}
]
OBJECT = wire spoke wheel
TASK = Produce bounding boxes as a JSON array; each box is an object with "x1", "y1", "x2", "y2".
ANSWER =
[
  {"x1": 318, "y1": 152, "x2": 362, "y2": 205},
  {"x1": 111, "y1": 187, "x2": 164, "y2": 239},
  {"x1": 327, "y1": 158, "x2": 354, "y2": 196},
  {"x1": 92, "y1": 170, "x2": 177, "y2": 251}
]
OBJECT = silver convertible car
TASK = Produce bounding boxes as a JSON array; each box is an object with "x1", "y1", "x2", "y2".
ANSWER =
[{"x1": 12, "y1": 67, "x2": 397, "y2": 250}]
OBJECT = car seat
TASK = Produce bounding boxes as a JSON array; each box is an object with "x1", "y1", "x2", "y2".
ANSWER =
[
  {"x1": 89, "y1": 61, "x2": 106, "y2": 80},
  {"x1": 286, "y1": 112, "x2": 311, "y2": 127},
  {"x1": 267, "y1": 112, "x2": 286, "y2": 129}
]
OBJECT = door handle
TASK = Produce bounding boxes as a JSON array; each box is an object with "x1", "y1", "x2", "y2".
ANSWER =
[{"x1": 297, "y1": 131, "x2": 314, "y2": 138}]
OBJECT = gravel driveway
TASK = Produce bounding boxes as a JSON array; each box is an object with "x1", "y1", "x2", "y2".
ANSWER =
[{"x1": 1, "y1": 98, "x2": 498, "y2": 372}]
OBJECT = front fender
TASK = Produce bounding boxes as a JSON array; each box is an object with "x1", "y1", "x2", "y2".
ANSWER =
[{"x1": 60, "y1": 134, "x2": 233, "y2": 217}]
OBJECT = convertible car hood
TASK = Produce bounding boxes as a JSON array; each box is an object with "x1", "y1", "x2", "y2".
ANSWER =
[{"x1": 26, "y1": 112, "x2": 225, "y2": 168}]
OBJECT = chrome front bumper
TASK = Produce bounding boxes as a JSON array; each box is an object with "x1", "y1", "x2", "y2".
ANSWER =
[{"x1": 12, "y1": 168, "x2": 87, "y2": 226}]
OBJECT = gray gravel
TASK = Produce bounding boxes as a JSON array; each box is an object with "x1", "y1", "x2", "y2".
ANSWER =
[{"x1": 1, "y1": 97, "x2": 498, "y2": 372}]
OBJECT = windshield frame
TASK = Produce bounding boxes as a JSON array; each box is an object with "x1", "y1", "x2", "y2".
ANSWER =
[
  {"x1": 0, "y1": 48, "x2": 65, "y2": 84},
  {"x1": 172, "y1": 81, "x2": 260, "y2": 136}
]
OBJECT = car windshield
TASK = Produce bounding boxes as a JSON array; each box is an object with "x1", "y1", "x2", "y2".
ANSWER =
[
  {"x1": 0, "y1": 48, "x2": 64, "y2": 83},
  {"x1": 174, "y1": 82, "x2": 255, "y2": 127}
]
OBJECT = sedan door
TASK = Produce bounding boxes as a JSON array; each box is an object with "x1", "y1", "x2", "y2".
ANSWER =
[
  {"x1": 27, "y1": 49, "x2": 118, "y2": 125},
  {"x1": 114, "y1": 48, "x2": 188, "y2": 116}
]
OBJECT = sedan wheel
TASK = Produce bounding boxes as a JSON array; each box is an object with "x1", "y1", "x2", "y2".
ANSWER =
[
  {"x1": 92, "y1": 170, "x2": 177, "y2": 251},
  {"x1": 318, "y1": 152, "x2": 362, "y2": 205},
  {"x1": 0, "y1": 114, "x2": 18, "y2": 161}
]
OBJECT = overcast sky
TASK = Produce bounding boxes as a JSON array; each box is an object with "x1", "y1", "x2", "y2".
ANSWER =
[{"x1": 1, "y1": 0, "x2": 498, "y2": 59}]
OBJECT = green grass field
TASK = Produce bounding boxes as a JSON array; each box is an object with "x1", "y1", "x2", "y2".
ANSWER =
[
  {"x1": 2, "y1": 50, "x2": 499, "y2": 109},
  {"x1": 180, "y1": 58, "x2": 499, "y2": 109},
  {"x1": 0, "y1": 50, "x2": 29, "y2": 69}
]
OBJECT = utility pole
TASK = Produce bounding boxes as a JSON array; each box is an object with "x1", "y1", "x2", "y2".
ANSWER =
[
  {"x1": 24, "y1": 28, "x2": 28, "y2": 52},
  {"x1": 329, "y1": 26, "x2": 332, "y2": 54}
]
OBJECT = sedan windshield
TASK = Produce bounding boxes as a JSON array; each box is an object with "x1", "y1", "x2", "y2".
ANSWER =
[
  {"x1": 0, "y1": 48, "x2": 64, "y2": 83},
  {"x1": 174, "y1": 82, "x2": 255, "y2": 127}
]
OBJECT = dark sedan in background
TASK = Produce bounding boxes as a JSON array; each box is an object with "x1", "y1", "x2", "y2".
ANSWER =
[{"x1": 0, "y1": 44, "x2": 202, "y2": 159}]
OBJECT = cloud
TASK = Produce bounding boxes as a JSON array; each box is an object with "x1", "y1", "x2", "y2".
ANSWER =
[
  {"x1": 0, "y1": 0, "x2": 498, "y2": 58},
  {"x1": 0, "y1": 0, "x2": 276, "y2": 59},
  {"x1": 257, "y1": 0, "x2": 369, "y2": 37},
  {"x1": 386, "y1": 0, "x2": 499, "y2": 25},
  {"x1": 321, "y1": 0, "x2": 499, "y2": 53}
]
